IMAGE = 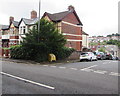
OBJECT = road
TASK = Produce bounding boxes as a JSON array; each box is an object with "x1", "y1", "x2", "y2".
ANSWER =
[{"x1": 1, "y1": 59, "x2": 119, "y2": 95}]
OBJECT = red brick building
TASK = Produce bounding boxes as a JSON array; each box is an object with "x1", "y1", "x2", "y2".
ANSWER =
[
  {"x1": 42, "y1": 5, "x2": 83, "y2": 51},
  {"x1": 0, "y1": 16, "x2": 19, "y2": 48}
]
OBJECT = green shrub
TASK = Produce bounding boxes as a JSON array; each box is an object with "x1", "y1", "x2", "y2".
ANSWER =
[
  {"x1": 10, "y1": 44, "x2": 49, "y2": 62},
  {"x1": 10, "y1": 45, "x2": 36, "y2": 60},
  {"x1": 10, "y1": 45, "x2": 24, "y2": 59},
  {"x1": 54, "y1": 47, "x2": 75, "y2": 60},
  {"x1": 34, "y1": 53, "x2": 48, "y2": 62},
  {"x1": 3, "y1": 47, "x2": 10, "y2": 50},
  {"x1": 10, "y1": 45, "x2": 75, "y2": 62}
]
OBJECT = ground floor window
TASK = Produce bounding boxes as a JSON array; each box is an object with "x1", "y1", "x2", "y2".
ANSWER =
[{"x1": 2, "y1": 39, "x2": 9, "y2": 47}]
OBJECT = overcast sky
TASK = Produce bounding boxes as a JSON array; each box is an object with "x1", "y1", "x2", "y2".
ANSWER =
[{"x1": 0, "y1": 0, "x2": 119, "y2": 36}]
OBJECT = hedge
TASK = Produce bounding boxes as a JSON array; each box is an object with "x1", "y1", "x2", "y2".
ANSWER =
[{"x1": 10, "y1": 45, "x2": 75, "y2": 62}]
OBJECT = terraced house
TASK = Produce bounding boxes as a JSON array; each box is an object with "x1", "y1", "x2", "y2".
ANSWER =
[
  {"x1": 1, "y1": 17, "x2": 19, "y2": 48},
  {"x1": 0, "y1": 5, "x2": 83, "y2": 56},
  {"x1": 0, "y1": 11, "x2": 39, "y2": 48}
]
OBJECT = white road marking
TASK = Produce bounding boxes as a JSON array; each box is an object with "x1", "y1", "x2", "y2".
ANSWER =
[
  {"x1": 112, "y1": 61, "x2": 118, "y2": 63},
  {"x1": 93, "y1": 70, "x2": 107, "y2": 74},
  {"x1": 43, "y1": 65, "x2": 48, "y2": 67},
  {"x1": 1, "y1": 72, "x2": 55, "y2": 90},
  {"x1": 50, "y1": 66, "x2": 56, "y2": 68},
  {"x1": 80, "y1": 65, "x2": 97, "y2": 70},
  {"x1": 81, "y1": 69, "x2": 94, "y2": 72},
  {"x1": 103, "y1": 62, "x2": 107, "y2": 64},
  {"x1": 70, "y1": 68, "x2": 78, "y2": 70},
  {"x1": 103, "y1": 62, "x2": 111, "y2": 64},
  {"x1": 109, "y1": 72, "x2": 120, "y2": 76},
  {"x1": 59, "y1": 67, "x2": 66, "y2": 69}
]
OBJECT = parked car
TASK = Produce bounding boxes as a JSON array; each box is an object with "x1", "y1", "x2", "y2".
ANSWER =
[
  {"x1": 118, "y1": 57, "x2": 120, "y2": 61},
  {"x1": 95, "y1": 52, "x2": 106, "y2": 60},
  {"x1": 115, "y1": 57, "x2": 119, "y2": 60},
  {"x1": 80, "y1": 52, "x2": 97, "y2": 61},
  {"x1": 105, "y1": 53, "x2": 113, "y2": 60},
  {"x1": 111, "y1": 55, "x2": 117, "y2": 60}
]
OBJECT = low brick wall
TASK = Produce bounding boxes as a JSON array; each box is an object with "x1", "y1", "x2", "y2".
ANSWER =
[
  {"x1": 0, "y1": 48, "x2": 10, "y2": 58},
  {"x1": 68, "y1": 51, "x2": 81, "y2": 60},
  {"x1": 0, "y1": 48, "x2": 3, "y2": 57}
]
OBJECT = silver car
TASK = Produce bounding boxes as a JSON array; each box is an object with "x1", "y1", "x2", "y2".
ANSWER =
[{"x1": 80, "y1": 52, "x2": 98, "y2": 61}]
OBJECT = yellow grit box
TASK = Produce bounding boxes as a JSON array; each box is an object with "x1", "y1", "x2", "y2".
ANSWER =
[{"x1": 48, "y1": 54, "x2": 56, "y2": 62}]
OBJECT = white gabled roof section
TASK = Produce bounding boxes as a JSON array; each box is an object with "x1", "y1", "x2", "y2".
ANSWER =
[{"x1": 19, "y1": 20, "x2": 26, "y2": 27}]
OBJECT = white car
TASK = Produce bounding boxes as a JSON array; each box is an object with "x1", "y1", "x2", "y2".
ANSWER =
[{"x1": 80, "y1": 52, "x2": 97, "y2": 61}]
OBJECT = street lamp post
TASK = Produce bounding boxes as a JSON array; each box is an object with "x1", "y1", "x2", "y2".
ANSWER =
[{"x1": 38, "y1": 0, "x2": 41, "y2": 43}]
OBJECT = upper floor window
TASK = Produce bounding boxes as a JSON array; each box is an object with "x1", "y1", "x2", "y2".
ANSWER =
[
  {"x1": 10, "y1": 28, "x2": 14, "y2": 34},
  {"x1": 20, "y1": 26, "x2": 26, "y2": 34},
  {"x1": 20, "y1": 27, "x2": 22, "y2": 34},
  {"x1": 23, "y1": 26, "x2": 26, "y2": 34}
]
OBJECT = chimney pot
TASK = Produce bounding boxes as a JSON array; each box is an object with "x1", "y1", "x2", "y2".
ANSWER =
[
  {"x1": 68, "y1": 5, "x2": 75, "y2": 11},
  {"x1": 9, "y1": 16, "x2": 14, "y2": 24},
  {"x1": 31, "y1": 10, "x2": 37, "y2": 19}
]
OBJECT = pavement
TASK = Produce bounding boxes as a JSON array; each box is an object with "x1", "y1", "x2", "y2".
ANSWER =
[
  {"x1": 1, "y1": 57, "x2": 80, "y2": 65},
  {"x1": 1, "y1": 58, "x2": 120, "y2": 95}
]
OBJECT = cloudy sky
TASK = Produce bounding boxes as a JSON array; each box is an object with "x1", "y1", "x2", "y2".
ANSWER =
[{"x1": 0, "y1": 0, "x2": 119, "y2": 36}]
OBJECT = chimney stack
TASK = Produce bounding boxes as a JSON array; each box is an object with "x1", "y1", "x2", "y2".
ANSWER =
[
  {"x1": 31, "y1": 10, "x2": 37, "y2": 19},
  {"x1": 68, "y1": 5, "x2": 75, "y2": 11},
  {"x1": 9, "y1": 16, "x2": 14, "y2": 24}
]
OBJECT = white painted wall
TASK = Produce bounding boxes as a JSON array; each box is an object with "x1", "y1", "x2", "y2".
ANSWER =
[
  {"x1": 19, "y1": 21, "x2": 28, "y2": 44},
  {"x1": 2, "y1": 35, "x2": 10, "y2": 39},
  {"x1": 19, "y1": 21, "x2": 28, "y2": 34},
  {"x1": 82, "y1": 35, "x2": 89, "y2": 48}
]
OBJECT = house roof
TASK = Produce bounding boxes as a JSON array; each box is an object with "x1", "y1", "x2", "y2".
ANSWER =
[
  {"x1": 45, "y1": 11, "x2": 70, "y2": 22},
  {"x1": 42, "y1": 10, "x2": 83, "y2": 26},
  {"x1": 19, "y1": 17, "x2": 39, "y2": 26},
  {"x1": 12, "y1": 21, "x2": 19, "y2": 28},
  {"x1": 1, "y1": 21, "x2": 19, "y2": 30},
  {"x1": 22, "y1": 18, "x2": 33, "y2": 25},
  {"x1": 82, "y1": 31, "x2": 89, "y2": 35},
  {"x1": 30, "y1": 17, "x2": 39, "y2": 25},
  {"x1": 1, "y1": 25, "x2": 9, "y2": 30}
]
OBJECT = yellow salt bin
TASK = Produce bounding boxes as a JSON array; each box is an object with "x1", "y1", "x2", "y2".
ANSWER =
[{"x1": 48, "y1": 54, "x2": 56, "y2": 62}]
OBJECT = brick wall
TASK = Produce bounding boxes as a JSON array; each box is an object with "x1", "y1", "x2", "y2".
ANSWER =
[
  {"x1": 64, "y1": 35, "x2": 82, "y2": 40},
  {"x1": 68, "y1": 51, "x2": 81, "y2": 60},
  {"x1": 65, "y1": 41, "x2": 82, "y2": 51},
  {"x1": 0, "y1": 48, "x2": 2, "y2": 57},
  {"x1": 61, "y1": 12, "x2": 82, "y2": 51},
  {"x1": 10, "y1": 36, "x2": 19, "y2": 39},
  {"x1": 63, "y1": 12, "x2": 79, "y2": 25},
  {"x1": 62, "y1": 23, "x2": 82, "y2": 35}
]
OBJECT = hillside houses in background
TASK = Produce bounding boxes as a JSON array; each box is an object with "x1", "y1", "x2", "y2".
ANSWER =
[
  {"x1": 89, "y1": 34, "x2": 120, "y2": 57},
  {"x1": 89, "y1": 34, "x2": 120, "y2": 43}
]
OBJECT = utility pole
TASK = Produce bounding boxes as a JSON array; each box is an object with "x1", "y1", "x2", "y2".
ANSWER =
[{"x1": 38, "y1": 0, "x2": 41, "y2": 43}]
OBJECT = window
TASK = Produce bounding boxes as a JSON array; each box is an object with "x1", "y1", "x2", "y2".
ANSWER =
[
  {"x1": 10, "y1": 28, "x2": 14, "y2": 34},
  {"x1": 23, "y1": 26, "x2": 26, "y2": 34},
  {"x1": 20, "y1": 27, "x2": 22, "y2": 34}
]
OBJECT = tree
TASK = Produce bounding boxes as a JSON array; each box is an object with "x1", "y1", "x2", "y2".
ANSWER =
[
  {"x1": 106, "y1": 39, "x2": 120, "y2": 48},
  {"x1": 10, "y1": 19, "x2": 75, "y2": 62},
  {"x1": 107, "y1": 35, "x2": 112, "y2": 37},
  {"x1": 98, "y1": 35, "x2": 103, "y2": 37},
  {"x1": 98, "y1": 47, "x2": 106, "y2": 53},
  {"x1": 21, "y1": 19, "x2": 66, "y2": 61}
]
